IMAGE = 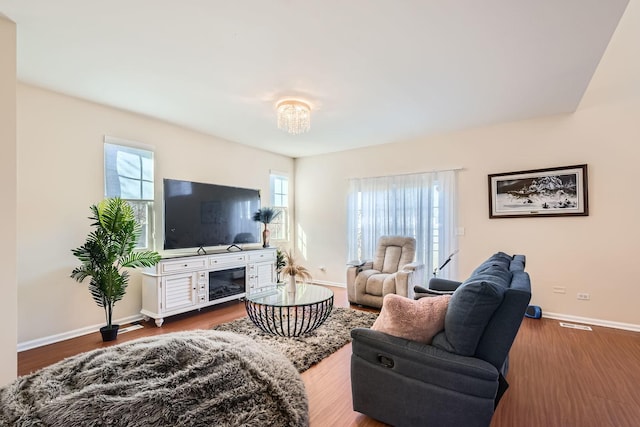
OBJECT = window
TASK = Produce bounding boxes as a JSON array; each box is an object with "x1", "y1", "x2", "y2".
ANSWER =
[
  {"x1": 104, "y1": 137, "x2": 154, "y2": 250},
  {"x1": 347, "y1": 170, "x2": 457, "y2": 284},
  {"x1": 269, "y1": 172, "x2": 289, "y2": 241}
]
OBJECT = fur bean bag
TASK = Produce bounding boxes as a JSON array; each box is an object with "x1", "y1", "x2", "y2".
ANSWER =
[{"x1": 0, "y1": 330, "x2": 308, "y2": 427}]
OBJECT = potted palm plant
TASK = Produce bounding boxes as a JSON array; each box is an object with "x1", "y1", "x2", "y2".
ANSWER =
[
  {"x1": 281, "y1": 249, "x2": 312, "y2": 293},
  {"x1": 252, "y1": 207, "x2": 281, "y2": 248},
  {"x1": 275, "y1": 248, "x2": 286, "y2": 283},
  {"x1": 71, "y1": 198, "x2": 161, "y2": 341}
]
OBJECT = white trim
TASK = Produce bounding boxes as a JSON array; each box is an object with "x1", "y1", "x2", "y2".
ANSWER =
[
  {"x1": 312, "y1": 280, "x2": 346, "y2": 288},
  {"x1": 348, "y1": 167, "x2": 463, "y2": 180},
  {"x1": 104, "y1": 135, "x2": 155, "y2": 151},
  {"x1": 269, "y1": 169, "x2": 289, "y2": 177},
  {"x1": 17, "y1": 314, "x2": 144, "y2": 352},
  {"x1": 543, "y1": 312, "x2": 640, "y2": 333}
]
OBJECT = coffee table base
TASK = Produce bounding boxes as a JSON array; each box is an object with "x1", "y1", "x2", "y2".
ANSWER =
[{"x1": 245, "y1": 297, "x2": 333, "y2": 337}]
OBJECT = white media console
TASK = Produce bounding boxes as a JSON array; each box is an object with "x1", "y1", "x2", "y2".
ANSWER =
[{"x1": 141, "y1": 248, "x2": 276, "y2": 327}]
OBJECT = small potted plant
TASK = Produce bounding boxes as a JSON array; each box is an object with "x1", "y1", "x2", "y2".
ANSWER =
[
  {"x1": 281, "y1": 250, "x2": 312, "y2": 293},
  {"x1": 275, "y1": 248, "x2": 286, "y2": 283},
  {"x1": 71, "y1": 198, "x2": 161, "y2": 341},
  {"x1": 252, "y1": 207, "x2": 281, "y2": 248}
]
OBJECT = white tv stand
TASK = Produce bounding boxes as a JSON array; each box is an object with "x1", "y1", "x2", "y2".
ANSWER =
[{"x1": 141, "y1": 248, "x2": 276, "y2": 327}]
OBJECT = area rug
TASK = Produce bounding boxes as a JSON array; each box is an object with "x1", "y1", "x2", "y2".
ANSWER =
[
  {"x1": 0, "y1": 331, "x2": 308, "y2": 427},
  {"x1": 214, "y1": 307, "x2": 379, "y2": 372}
]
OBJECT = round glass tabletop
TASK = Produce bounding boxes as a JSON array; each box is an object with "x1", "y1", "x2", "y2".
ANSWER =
[
  {"x1": 245, "y1": 283, "x2": 334, "y2": 336},
  {"x1": 247, "y1": 283, "x2": 334, "y2": 307}
]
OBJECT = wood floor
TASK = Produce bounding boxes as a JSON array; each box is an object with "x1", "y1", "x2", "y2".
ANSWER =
[{"x1": 18, "y1": 286, "x2": 640, "y2": 427}]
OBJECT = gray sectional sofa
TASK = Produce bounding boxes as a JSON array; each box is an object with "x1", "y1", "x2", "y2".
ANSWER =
[{"x1": 350, "y1": 252, "x2": 531, "y2": 427}]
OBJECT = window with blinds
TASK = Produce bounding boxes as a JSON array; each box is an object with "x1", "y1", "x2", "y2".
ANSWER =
[{"x1": 104, "y1": 137, "x2": 155, "y2": 249}]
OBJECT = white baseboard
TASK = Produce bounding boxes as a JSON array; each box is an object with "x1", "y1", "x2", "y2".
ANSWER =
[
  {"x1": 543, "y1": 312, "x2": 640, "y2": 333},
  {"x1": 312, "y1": 280, "x2": 346, "y2": 288},
  {"x1": 17, "y1": 314, "x2": 144, "y2": 352}
]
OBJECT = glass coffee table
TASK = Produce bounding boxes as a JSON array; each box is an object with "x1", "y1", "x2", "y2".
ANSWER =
[{"x1": 245, "y1": 284, "x2": 334, "y2": 337}]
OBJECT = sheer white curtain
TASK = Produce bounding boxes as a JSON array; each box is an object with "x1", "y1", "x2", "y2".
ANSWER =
[{"x1": 347, "y1": 170, "x2": 458, "y2": 283}]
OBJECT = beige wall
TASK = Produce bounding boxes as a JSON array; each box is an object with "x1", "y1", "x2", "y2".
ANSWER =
[
  {"x1": 295, "y1": 1, "x2": 640, "y2": 326},
  {"x1": 13, "y1": 0, "x2": 640, "y2": 349},
  {"x1": 17, "y1": 84, "x2": 293, "y2": 343},
  {"x1": 0, "y1": 15, "x2": 17, "y2": 384}
]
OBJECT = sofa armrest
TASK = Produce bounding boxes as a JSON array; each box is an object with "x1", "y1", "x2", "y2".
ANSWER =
[
  {"x1": 413, "y1": 286, "x2": 454, "y2": 299},
  {"x1": 347, "y1": 261, "x2": 374, "y2": 303},
  {"x1": 399, "y1": 261, "x2": 421, "y2": 272},
  {"x1": 396, "y1": 262, "x2": 424, "y2": 299},
  {"x1": 429, "y1": 277, "x2": 462, "y2": 291},
  {"x1": 351, "y1": 328, "x2": 499, "y2": 398}
]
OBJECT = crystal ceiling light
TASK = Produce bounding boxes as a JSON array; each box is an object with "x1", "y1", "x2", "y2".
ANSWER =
[{"x1": 276, "y1": 99, "x2": 311, "y2": 135}]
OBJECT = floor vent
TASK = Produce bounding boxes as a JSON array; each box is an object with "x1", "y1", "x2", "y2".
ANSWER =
[
  {"x1": 118, "y1": 324, "x2": 144, "y2": 334},
  {"x1": 559, "y1": 322, "x2": 592, "y2": 331}
]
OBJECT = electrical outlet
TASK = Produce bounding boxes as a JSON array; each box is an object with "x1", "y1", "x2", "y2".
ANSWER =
[
  {"x1": 577, "y1": 293, "x2": 590, "y2": 300},
  {"x1": 553, "y1": 286, "x2": 566, "y2": 294}
]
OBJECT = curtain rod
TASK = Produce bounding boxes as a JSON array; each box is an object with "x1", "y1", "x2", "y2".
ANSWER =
[{"x1": 347, "y1": 167, "x2": 464, "y2": 181}]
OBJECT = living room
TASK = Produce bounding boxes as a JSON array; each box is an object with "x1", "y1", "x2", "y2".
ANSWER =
[{"x1": 1, "y1": 1, "x2": 639, "y2": 425}]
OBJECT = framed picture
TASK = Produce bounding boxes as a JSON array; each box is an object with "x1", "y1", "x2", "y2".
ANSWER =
[{"x1": 488, "y1": 164, "x2": 589, "y2": 218}]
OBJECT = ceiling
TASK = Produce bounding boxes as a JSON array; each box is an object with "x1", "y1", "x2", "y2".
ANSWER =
[{"x1": 0, "y1": 1, "x2": 630, "y2": 158}]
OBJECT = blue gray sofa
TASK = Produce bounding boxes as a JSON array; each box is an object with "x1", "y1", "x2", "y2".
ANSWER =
[{"x1": 350, "y1": 252, "x2": 531, "y2": 427}]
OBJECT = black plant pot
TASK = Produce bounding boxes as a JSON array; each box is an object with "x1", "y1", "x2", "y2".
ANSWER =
[{"x1": 100, "y1": 324, "x2": 120, "y2": 342}]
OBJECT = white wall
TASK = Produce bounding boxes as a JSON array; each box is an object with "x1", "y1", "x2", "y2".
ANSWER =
[
  {"x1": 17, "y1": 84, "x2": 294, "y2": 343},
  {"x1": 295, "y1": 1, "x2": 640, "y2": 326},
  {"x1": 0, "y1": 15, "x2": 18, "y2": 385}
]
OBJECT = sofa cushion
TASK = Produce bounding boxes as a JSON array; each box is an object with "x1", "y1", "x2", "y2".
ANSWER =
[
  {"x1": 364, "y1": 272, "x2": 387, "y2": 295},
  {"x1": 372, "y1": 294, "x2": 451, "y2": 344},
  {"x1": 432, "y1": 270, "x2": 507, "y2": 356},
  {"x1": 471, "y1": 252, "x2": 512, "y2": 276}
]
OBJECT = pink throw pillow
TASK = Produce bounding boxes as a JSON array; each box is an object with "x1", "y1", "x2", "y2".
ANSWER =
[{"x1": 371, "y1": 294, "x2": 451, "y2": 344}]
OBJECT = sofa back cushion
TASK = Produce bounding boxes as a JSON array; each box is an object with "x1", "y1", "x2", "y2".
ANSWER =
[
  {"x1": 473, "y1": 270, "x2": 531, "y2": 369},
  {"x1": 432, "y1": 264, "x2": 510, "y2": 356},
  {"x1": 372, "y1": 236, "x2": 416, "y2": 273}
]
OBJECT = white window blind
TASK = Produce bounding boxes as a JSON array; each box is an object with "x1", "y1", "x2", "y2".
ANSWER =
[{"x1": 104, "y1": 138, "x2": 155, "y2": 249}]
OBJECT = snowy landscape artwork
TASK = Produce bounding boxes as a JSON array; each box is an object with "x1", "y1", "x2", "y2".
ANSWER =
[{"x1": 489, "y1": 165, "x2": 588, "y2": 218}]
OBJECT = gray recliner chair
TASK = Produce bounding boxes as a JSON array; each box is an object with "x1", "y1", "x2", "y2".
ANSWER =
[
  {"x1": 347, "y1": 236, "x2": 424, "y2": 308},
  {"x1": 351, "y1": 252, "x2": 531, "y2": 426}
]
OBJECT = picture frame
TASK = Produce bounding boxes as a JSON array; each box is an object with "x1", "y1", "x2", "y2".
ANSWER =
[{"x1": 488, "y1": 164, "x2": 589, "y2": 218}]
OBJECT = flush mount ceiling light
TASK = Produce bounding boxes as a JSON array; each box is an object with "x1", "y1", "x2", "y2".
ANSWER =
[{"x1": 276, "y1": 99, "x2": 311, "y2": 135}]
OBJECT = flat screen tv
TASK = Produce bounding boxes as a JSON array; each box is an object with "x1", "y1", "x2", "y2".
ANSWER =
[{"x1": 163, "y1": 178, "x2": 261, "y2": 250}]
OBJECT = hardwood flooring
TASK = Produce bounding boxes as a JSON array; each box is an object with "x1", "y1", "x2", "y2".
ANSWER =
[{"x1": 17, "y1": 286, "x2": 640, "y2": 427}]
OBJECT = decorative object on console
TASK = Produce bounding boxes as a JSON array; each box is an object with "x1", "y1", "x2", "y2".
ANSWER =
[
  {"x1": 276, "y1": 99, "x2": 311, "y2": 135},
  {"x1": 281, "y1": 249, "x2": 312, "y2": 293},
  {"x1": 372, "y1": 294, "x2": 451, "y2": 344},
  {"x1": 0, "y1": 330, "x2": 309, "y2": 426},
  {"x1": 71, "y1": 198, "x2": 161, "y2": 342},
  {"x1": 276, "y1": 248, "x2": 286, "y2": 283},
  {"x1": 252, "y1": 207, "x2": 281, "y2": 248},
  {"x1": 488, "y1": 164, "x2": 589, "y2": 218}
]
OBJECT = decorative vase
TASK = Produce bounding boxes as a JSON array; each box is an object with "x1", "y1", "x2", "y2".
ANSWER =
[
  {"x1": 286, "y1": 275, "x2": 296, "y2": 293},
  {"x1": 100, "y1": 324, "x2": 119, "y2": 342},
  {"x1": 262, "y1": 228, "x2": 270, "y2": 248}
]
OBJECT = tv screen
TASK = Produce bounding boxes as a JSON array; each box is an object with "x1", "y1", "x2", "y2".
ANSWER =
[{"x1": 163, "y1": 179, "x2": 261, "y2": 250}]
